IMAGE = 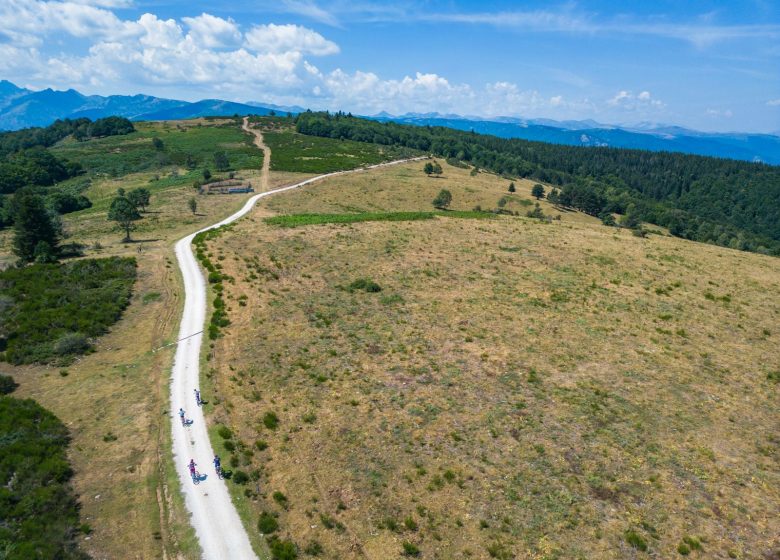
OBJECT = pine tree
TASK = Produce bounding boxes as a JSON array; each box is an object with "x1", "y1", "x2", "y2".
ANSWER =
[{"x1": 12, "y1": 192, "x2": 60, "y2": 263}]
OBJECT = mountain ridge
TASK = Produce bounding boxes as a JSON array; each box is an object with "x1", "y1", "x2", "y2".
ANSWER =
[{"x1": 0, "y1": 81, "x2": 777, "y2": 164}]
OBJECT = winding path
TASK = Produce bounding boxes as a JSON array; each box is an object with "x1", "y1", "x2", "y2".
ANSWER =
[{"x1": 169, "y1": 118, "x2": 425, "y2": 559}]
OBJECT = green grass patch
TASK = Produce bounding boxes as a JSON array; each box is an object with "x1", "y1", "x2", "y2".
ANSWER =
[
  {"x1": 263, "y1": 130, "x2": 415, "y2": 173},
  {"x1": 264, "y1": 210, "x2": 491, "y2": 228},
  {"x1": 0, "y1": 257, "x2": 137, "y2": 364},
  {"x1": 51, "y1": 121, "x2": 262, "y2": 178}
]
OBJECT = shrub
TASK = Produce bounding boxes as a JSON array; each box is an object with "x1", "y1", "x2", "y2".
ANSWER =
[
  {"x1": 302, "y1": 412, "x2": 316, "y2": 423},
  {"x1": 232, "y1": 470, "x2": 249, "y2": 484},
  {"x1": 625, "y1": 530, "x2": 648, "y2": 551},
  {"x1": 404, "y1": 516, "x2": 418, "y2": 531},
  {"x1": 678, "y1": 543, "x2": 691, "y2": 555},
  {"x1": 402, "y1": 542, "x2": 420, "y2": 557},
  {"x1": 272, "y1": 491, "x2": 288, "y2": 507},
  {"x1": 217, "y1": 426, "x2": 233, "y2": 439},
  {"x1": 0, "y1": 397, "x2": 89, "y2": 559},
  {"x1": 267, "y1": 536, "x2": 297, "y2": 560},
  {"x1": 255, "y1": 439, "x2": 269, "y2": 450},
  {"x1": 223, "y1": 440, "x2": 236, "y2": 452},
  {"x1": 263, "y1": 411, "x2": 280, "y2": 429},
  {"x1": 53, "y1": 333, "x2": 91, "y2": 356},
  {"x1": 304, "y1": 541, "x2": 323, "y2": 556},
  {"x1": 348, "y1": 278, "x2": 382, "y2": 293},
  {"x1": 0, "y1": 374, "x2": 18, "y2": 395},
  {"x1": 0, "y1": 258, "x2": 136, "y2": 364},
  {"x1": 257, "y1": 511, "x2": 278, "y2": 534}
]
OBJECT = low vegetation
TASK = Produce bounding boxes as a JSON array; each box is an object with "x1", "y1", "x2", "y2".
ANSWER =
[
  {"x1": 201, "y1": 158, "x2": 778, "y2": 559},
  {"x1": 261, "y1": 125, "x2": 417, "y2": 173},
  {"x1": 264, "y1": 210, "x2": 489, "y2": 228},
  {"x1": 0, "y1": 380, "x2": 88, "y2": 559},
  {"x1": 0, "y1": 257, "x2": 136, "y2": 364}
]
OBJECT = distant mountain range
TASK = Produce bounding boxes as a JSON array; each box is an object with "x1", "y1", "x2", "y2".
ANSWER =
[{"x1": 1, "y1": 80, "x2": 778, "y2": 164}]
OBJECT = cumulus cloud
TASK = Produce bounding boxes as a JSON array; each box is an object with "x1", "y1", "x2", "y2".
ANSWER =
[
  {"x1": 183, "y1": 13, "x2": 242, "y2": 49},
  {"x1": 608, "y1": 90, "x2": 665, "y2": 110},
  {"x1": 245, "y1": 24, "x2": 339, "y2": 55},
  {"x1": 767, "y1": 99, "x2": 780, "y2": 106},
  {"x1": 0, "y1": 1, "x2": 671, "y2": 121}
]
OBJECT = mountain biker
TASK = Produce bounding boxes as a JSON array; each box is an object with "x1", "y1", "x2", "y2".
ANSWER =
[
  {"x1": 194, "y1": 389, "x2": 201, "y2": 406},
  {"x1": 188, "y1": 459, "x2": 196, "y2": 478},
  {"x1": 179, "y1": 408, "x2": 185, "y2": 425},
  {"x1": 213, "y1": 454, "x2": 221, "y2": 475}
]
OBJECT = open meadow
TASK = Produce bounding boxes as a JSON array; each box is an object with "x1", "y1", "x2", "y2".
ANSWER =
[{"x1": 198, "y1": 160, "x2": 779, "y2": 559}]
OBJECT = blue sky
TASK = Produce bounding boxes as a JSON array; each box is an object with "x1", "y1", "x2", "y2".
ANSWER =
[{"x1": 1, "y1": 1, "x2": 778, "y2": 132}]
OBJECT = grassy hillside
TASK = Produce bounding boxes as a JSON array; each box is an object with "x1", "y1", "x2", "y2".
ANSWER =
[{"x1": 199, "y1": 160, "x2": 779, "y2": 559}]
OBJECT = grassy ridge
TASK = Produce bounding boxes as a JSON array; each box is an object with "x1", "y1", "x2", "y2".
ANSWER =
[{"x1": 264, "y1": 210, "x2": 491, "y2": 228}]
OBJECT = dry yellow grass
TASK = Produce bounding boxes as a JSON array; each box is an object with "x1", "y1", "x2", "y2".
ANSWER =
[{"x1": 199, "y1": 160, "x2": 779, "y2": 559}]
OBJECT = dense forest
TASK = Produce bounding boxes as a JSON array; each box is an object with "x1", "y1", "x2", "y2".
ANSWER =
[
  {"x1": 0, "y1": 375, "x2": 89, "y2": 559},
  {"x1": 295, "y1": 112, "x2": 780, "y2": 255}
]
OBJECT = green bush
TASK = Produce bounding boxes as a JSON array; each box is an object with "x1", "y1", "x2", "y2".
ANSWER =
[
  {"x1": 217, "y1": 426, "x2": 233, "y2": 439},
  {"x1": 0, "y1": 257, "x2": 136, "y2": 364},
  {"x1": 257, "y1": 512, "x2": 278, "y2": 534},
  {"x1": 348, "y1": 278, "x2": 382, "y2": 293},
  {"x1": 272, "y1": 491, "x2": 288, "y2": 507},
  {"x1": 0, "y1": 374, "x2": 18, "y2": 394},
  {"x1": 267, "y1": 536, "x2": 297, "y2": 560},
  {"x1": 232, "y1": 470, "x2": 249, "y2": 484},
  {"x1": 401, "y1": 541, "x2": 420, "y2": 557},
  {"x1": 625, "y1": 529, "x2": 648, "y2": 551},
  {"x1": 223, "y1": 440, "x2": 236, "y2": 452},
  {"x1": 0, "y1": 396, "x2": 89, "y2": 559},
  {"x1": 303, "y1": 540, "x2": 323, "y2": 556},
  {"x1": 263, "y1": 411, "x2": 279, "y2": 429}
]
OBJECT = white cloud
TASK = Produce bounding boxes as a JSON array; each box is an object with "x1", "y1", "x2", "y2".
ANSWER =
[
  {"x1": 706, "y1": 108, "x2": 733, "y2": 118},
  {"x1": 767, "y1": 99, "x2": 780, "y2": 106},
  {"x1": 245, "y1": 24, "x2": 339, "y2": 55},
  {"x1": 280, "y1": 0, "x2": 340, "y2": 27},
  {"x1": 608, "y1": 90, "x2": 665, "y2": 110},
  {"x1": 183, "y1": 13, "x2": 242, "y2": 49}
]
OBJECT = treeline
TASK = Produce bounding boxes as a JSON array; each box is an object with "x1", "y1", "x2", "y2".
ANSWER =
[
  {"x1": 0, "y1": 375, "x2": 90, "y2": 559},
  {"x1": 0, "y1": 117, "x2": 134, "y2": 230},
  {"x1": 295, "y1": 112, "x2": 780, "y2": 255}
]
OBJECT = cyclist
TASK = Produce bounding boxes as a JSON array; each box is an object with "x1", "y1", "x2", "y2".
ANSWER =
[
  {"x1": 213, "y1": 454, "x2": 221, "y2": 477},
  {"x1": 188, "y1": 459, "x2": 197, "y2": 481},
  {"x1": 178, "y1": 408, "x2": 186, "y2": 425},
  {"x1": 194, "y1": 389, "x2": 201, "y2": 406}
]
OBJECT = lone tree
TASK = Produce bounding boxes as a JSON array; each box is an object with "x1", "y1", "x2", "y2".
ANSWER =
[
  {"x1": 423, "y1": 161, "x2": 443, "y2": 177},
  {"x1": 152, "y1": 137, "x2": 164, "y2": 150},
  {"x1": 203, "y1": 168, "x2": 212, "y2": 181},
  {"x1": 508, "y1": 182, "x2": 516, "y2": 193},
  {"x1": 532, "y1": 183, "x2": 546, "y2": 200},
  {"x1": 432, "y1": 161, "x2": 443, "y2": 176},
  {"x1": 432, "y1": 189, "x2": 452, "y2": 210},
  {"x1": 423, "y1": 162, "x2": 435, "y2": 176},
  {"x1": 188, "y1": 197, "x2": 197, "y2": 214},
  {"x1": 108, "y1": 190, "x2": 142, "y2": 242},
  {"x1": 214, "y1": 151, "x2": 230, "y2": 172},
  {"x1": 12, "y1": 192, "x2": 60, "y2": 263},
  {"x1": 127, "y1": 187, "x2": 151, "y2": 212}
]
